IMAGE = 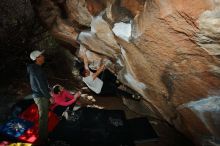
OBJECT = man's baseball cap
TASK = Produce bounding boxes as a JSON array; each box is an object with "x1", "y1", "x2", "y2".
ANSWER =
[{"x1": 30, "y1": 50, "x2": 45, "y2": 61}]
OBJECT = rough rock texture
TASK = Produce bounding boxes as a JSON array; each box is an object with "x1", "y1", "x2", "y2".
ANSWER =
[
  {"x1": 35, "y1": 0, "x2": 220, "y2": 145},
  {"x1": 0, "y1": 0, "x2": 35, "y2": 78}
]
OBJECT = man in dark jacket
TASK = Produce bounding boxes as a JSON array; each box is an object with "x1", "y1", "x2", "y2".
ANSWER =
[{"x1": 27, "y1": 50, "x2": 51, "y2": 145}]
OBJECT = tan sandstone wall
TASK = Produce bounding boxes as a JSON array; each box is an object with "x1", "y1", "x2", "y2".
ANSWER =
[{"x1": 36, "y1": 0, "x2": 220, "y2": 145}]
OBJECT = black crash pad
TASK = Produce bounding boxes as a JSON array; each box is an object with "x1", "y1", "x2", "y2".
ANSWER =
[
  {"x1": 127, "y1": 117, "x2": 159, "y2": 144},
  {"x1": 49, "y1": 107, "x2": 134, "y2": 146}
]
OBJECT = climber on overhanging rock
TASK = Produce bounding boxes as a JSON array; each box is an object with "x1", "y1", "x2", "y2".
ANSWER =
[{"x1": 79, "y1": 50, "x2": 141, "y2": 101}]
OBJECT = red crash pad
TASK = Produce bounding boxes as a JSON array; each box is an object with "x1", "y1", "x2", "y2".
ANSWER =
[{"x1": 18, "y1": 104, "x2": 59, "y2": 143}]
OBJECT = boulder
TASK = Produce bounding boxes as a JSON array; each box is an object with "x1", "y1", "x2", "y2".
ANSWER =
[{"x1": 36, "y1": 0, "x2": 220, "y2": 145}]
